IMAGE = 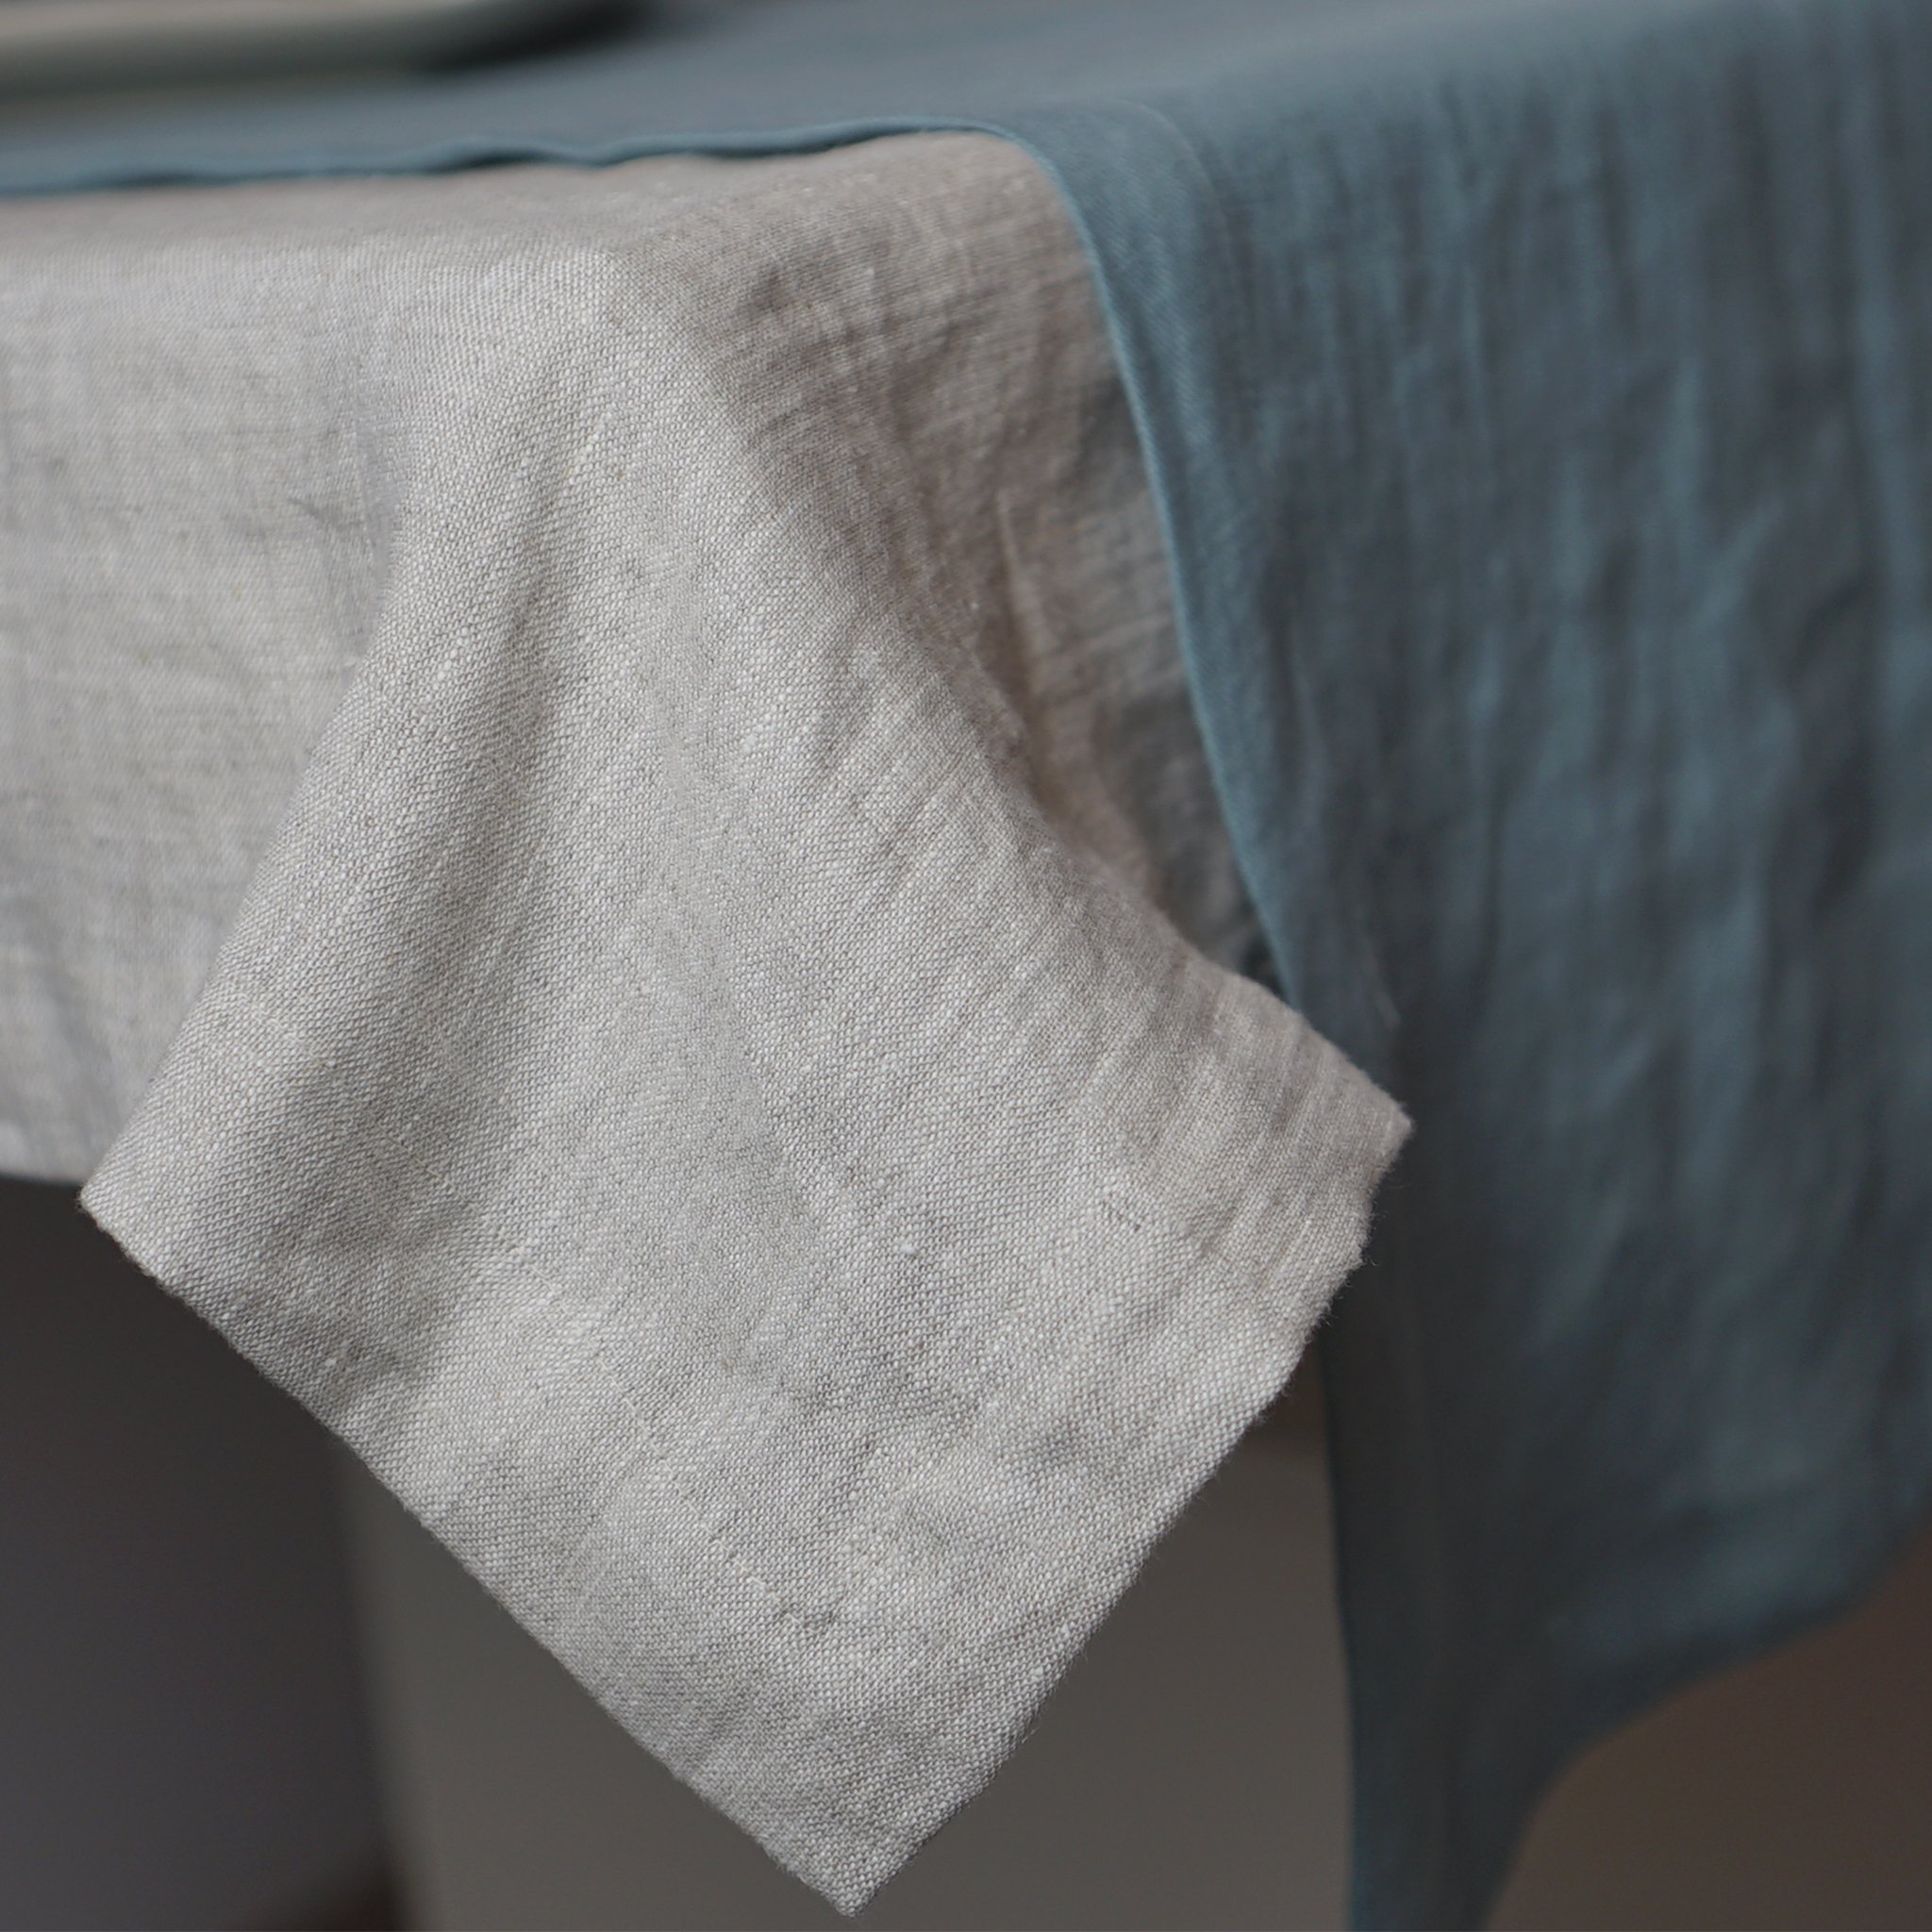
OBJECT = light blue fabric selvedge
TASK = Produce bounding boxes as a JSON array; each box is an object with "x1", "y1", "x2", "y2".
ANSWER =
[{"x1": 8, "y1": 4, "x2": 1932, "y2": 1924}]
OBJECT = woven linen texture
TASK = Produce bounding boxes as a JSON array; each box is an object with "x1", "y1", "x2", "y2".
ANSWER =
[{"x1": 1, "y1": 136, "x2": 1405, "y2": 1908}]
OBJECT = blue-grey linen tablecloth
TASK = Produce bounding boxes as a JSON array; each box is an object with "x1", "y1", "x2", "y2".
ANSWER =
[{"x1": 8, "y1": 3, "x2": 1931, "y2": 1924}]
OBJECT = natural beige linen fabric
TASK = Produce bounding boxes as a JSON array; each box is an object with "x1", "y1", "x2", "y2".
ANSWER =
[{"x1": 0, "y1": 136, "x2": 1406, "y2": 1909}]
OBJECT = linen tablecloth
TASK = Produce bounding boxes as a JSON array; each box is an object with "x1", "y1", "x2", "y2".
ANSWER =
[
  {"x1": 10, "y1": 2, "x2": 1932, "y2": 1925},
  {"x1": 0, "y1": 133, "x2": 1403, "y2": 1912}
]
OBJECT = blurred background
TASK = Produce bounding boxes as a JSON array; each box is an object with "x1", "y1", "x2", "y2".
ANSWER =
[
  {"x1": 0, "y1": 0, "x2": 625, "y2": 105},
  {"x1": 8, "y1": 1173, "x2": 1932, "y2": 1931}
]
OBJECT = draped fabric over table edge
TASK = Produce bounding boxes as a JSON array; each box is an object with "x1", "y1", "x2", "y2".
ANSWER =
[{"x1": 7, "y1": 3, "x2": 1932, "y2": 1924}]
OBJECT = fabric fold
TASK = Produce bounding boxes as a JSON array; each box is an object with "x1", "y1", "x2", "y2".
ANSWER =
[
  {"x1": 25, "y1": 6, "x2": 1928, "y2": 1921},
  {"x1": 26, "y1": 138, "x2": 1406, "y2": 1910}
]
